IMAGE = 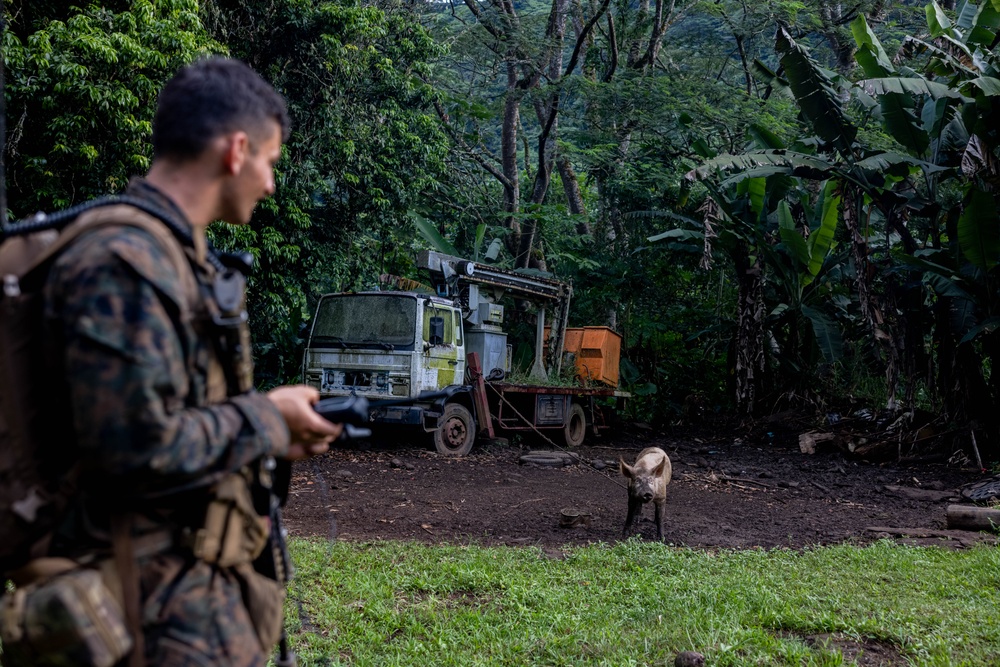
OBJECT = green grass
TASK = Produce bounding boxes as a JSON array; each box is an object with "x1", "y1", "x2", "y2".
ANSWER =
[{"x1": 283, "y1": 539, "x2": 1000, "y2": 666}]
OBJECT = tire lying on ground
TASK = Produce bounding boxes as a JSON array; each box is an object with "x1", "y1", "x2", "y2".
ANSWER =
[{"x1": 519, "y1": 452, "x2": 579, "y2": 467}]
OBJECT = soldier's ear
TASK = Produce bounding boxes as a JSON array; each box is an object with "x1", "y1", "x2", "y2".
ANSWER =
[
  {"x1": 619, "y1": 458, "x2": 633, "y2": 478},
  {"x1": 221, "y1": 131, "x2": 251, "y2": 176}
]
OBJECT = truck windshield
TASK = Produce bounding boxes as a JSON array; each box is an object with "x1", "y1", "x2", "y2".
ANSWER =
[{"x1": 311, "y1": 295, "x2": 417, "y2": 350}]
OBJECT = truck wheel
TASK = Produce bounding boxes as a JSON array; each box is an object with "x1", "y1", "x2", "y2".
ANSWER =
[
  {"x1": 433, "y1": 403, "x2": 475, "y2": 456},
  {"x1": 564, "y1": 403, "x2": 587, "y2": 447}
]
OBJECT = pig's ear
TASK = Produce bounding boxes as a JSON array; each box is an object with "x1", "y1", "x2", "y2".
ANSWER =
[
  {"x1": 652, "y1": 458, "x2": 666, "y2": 476},
  {"x1": 619, "y1": 458, "x2": 633, "y2": 478}
]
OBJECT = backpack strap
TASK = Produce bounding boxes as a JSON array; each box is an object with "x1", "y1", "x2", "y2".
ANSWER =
[
  {"x1": 45, "y1": 205, "x2": 201, "y2": 321},
  {"x1": 51, "y1": 205, "x2": 229, "y2": 403}
]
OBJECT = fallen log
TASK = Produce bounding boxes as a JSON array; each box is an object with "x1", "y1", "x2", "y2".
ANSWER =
[
  {"x1": 846, "y1": 438, "x2": 899, "y2": 461},
  {"x1": 946, "y1": 504, "x2": 1000, "y2": 532},
  {"x1": 883, "y1": 485, "x2": 958, "y2": 502}
]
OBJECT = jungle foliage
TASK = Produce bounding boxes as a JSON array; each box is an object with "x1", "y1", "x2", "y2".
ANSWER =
[{"x1": 4, "y1": 0, "x2": 1000, "y2": 458}]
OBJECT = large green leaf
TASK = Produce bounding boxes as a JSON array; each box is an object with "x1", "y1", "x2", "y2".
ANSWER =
[
  {"x1": 927, "y1": 0, "x2": 956, "y2": 38},
  {"x1": 778, "y1": 201, "x2": 810, "y2": 269},
  {"x1": 647, "y1": 228, "x2": 704, "y2": 243},
  {"x1": 923, "y1": 272, "x2": 975, "y2": 300},
  {"x1": 751, "y1": 59, "x2": 793, "y2": 99},
  {"x1": 748, "y1": 123, "x2": 786, "y2": 150},
  {"x1": 474, "y1": 223, "x2": 487, "y2": 261},
  {"x1": 801, "y1": 305, "x2": 844, "y2": 363},
  {"x1": 960, "y1": 316, "x2": 1000, "y2": 344},
  {"x1": 804, "y1": 182, "x2": 840, "y2": 284},
  {"x1": 775, "y1": 27, "x2": 856, "y2": 155},
  {"x1": 411, "y1": 212, "x2": 459, "y2": 256},
  {"x1": 962, "y1": 77, "x2": 1000, "y2": 96},
  {"x1": 853, "y1": 152, "x2": 949, "y2": 176},
  {"x1": 688, "y1": 150, "x2": 835, "y2": 182},
  {"x1": 858, "y1": 77, "x2": 969, "y2": 101},
  {"x1": 966, "y1": 2, "x2": 1000, "y2": 46},
  {"x1": 851, "y1": 15, "x2": 893, "y2": 77},
  {"x1": 879, "y1": 93, "x2": 930, "y2": 155},
  {"x1": 739, "y1": 177, "x2": 766, "y2": 218},
  {"x1": 956, "y1": 0, "x2": 980, "y2": 29},
  {"x1": 899, "y1": 36, "x2": 977, "y2": 78},
  {"x1": 958, "y1": 189, "x2": 1000, "y2": 271}
]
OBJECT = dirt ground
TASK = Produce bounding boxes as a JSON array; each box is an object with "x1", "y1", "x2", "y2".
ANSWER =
[{"x1": 283, "y1": 424, "x2": 998, "y2": 551}]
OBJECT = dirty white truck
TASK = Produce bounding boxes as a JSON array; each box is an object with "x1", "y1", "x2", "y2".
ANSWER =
[{"x1": 302, "y1": 251, "x2": 628, "y2": 455}]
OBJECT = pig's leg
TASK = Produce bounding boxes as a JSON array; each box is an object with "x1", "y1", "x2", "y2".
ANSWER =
[
  {"x1": 623, "y1": 497, "x2": 641, "y2": 537},
  {"x1": 654, "y1": 499, "x2": 665, "y2": 540}
]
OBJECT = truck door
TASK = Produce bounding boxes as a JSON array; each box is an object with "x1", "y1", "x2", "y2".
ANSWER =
[{"x1": 422, "y1": 304, "x2": 465, "y2": 389}]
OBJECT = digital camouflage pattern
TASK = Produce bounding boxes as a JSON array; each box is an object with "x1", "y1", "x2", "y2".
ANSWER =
[
  {"x1": 1, "y1": 567, "x2": 132, "y2": 667},
  {"x1": 41, "y1": 180, "x2": 290, "y2": 666}
]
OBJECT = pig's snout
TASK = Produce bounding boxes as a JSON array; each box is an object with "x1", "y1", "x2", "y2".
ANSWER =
[{"x1": 641, "y1": 491, "x2": 653, "y2": 502}]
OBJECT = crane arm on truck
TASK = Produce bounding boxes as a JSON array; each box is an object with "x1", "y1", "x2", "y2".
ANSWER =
[{"x1": 416, "y1": 250, "x2": 573, "y2": 378}]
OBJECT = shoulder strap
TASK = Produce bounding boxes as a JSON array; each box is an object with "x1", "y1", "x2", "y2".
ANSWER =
[
  {"x1": 62, "y1": 206, "x2": 229, "y2": 403},
  {"x1": 49, "y1": 205, "x2": 202, "y2": 319}
]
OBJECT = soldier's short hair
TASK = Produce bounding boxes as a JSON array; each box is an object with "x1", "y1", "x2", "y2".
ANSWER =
[{"x1": 153, "y1": 57, "x2": 290, "y2": 160}]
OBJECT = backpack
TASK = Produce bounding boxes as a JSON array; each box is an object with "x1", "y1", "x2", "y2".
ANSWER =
[{"x1": 0, "y1": 197, "x2": 202, "y2": 578}]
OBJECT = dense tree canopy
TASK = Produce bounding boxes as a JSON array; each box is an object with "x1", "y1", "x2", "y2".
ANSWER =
[{"x1": 4, "y1": 0, "x2": 1000, "y2": 459}]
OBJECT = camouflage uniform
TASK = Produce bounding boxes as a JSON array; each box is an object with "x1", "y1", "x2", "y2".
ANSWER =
[{"x1": 42, "y1": 179, "x2": 289, "y2": 667}]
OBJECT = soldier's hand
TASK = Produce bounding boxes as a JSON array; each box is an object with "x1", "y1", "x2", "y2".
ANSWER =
[{"x1": 267, "y1": 385, "x2": 342, "y2": 460}]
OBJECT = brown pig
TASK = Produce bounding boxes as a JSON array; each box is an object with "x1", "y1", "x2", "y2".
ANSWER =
[{"x1": 619, "y1": 447, "x2": 672, "y2": 539}]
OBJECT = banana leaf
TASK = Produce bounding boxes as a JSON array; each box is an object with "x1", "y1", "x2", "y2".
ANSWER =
[
  {"x1": 804, "y1": 183, "x2": 839, "y2": 285},
  {"x1": 858, "y1": 77, "x2": 969, "y2": 101},
  {"x1": 748, "y1": 123, "x2": 786, "y2": 150},
  {"x1": 688, "y1": 150, "x2": 835, "y2": 182},
  {"x1": 411, "y1": 212, "x2": 459, "y2": 256},
  {"x1": 851, "y1": 15, "x2": 893, "y2": 77},
  {"x1": 777, "y1": 201, "x2": 810, "y2": 269},
  {"x1": 647, "y1": 228, "x2": 704, "y2": 243},
  {"x1": 775, "y1": 27, "x2": 856, "y2": 155},
  {"x1": 801, "y1": 305, "x2": 844, "y2": 363},
  {"x1": 879, "y1": 92, "x2": 930, "y2": 155},
  {"x1": 958, "y1": 189, "x2": 1000, "y2": 271},
  {"x1": 962, "y1": 77, "x2": 1000, "y2": 96},
  {"x1": 960, "y1": 316, "x2": 1000, "y2": 344},
  {"x1": 927, "y1": 0, "x2": 956, "y2": 39}
]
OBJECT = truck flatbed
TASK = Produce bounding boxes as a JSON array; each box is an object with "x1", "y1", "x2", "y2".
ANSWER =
[{"x1": 487, "y1": 381, "x2": 630, "y2": 399}]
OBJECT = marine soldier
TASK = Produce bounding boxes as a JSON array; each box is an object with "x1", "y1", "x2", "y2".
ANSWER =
[{"x1": 38, "y1": 58, "x2": 341, "y2": 666}]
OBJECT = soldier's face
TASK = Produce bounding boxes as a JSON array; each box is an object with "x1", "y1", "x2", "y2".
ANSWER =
[{"x1": 221, "y1": 120, "x2": 282, "y2": 225}]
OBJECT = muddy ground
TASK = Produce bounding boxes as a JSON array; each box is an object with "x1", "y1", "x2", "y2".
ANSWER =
[{"x1": 283, "y1": 424, "x2": 997, "y2": 551}]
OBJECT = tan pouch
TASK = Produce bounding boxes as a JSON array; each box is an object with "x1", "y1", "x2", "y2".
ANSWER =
[
  {"x1": 233, "y1": 562, "x2": 287, "y2": 653},
  {"x1": 0, "y1": 562, "x2": 133, "y2": 667},
  {"x1": 192, "y1": 473, "x2": 268, "y2": 568}
]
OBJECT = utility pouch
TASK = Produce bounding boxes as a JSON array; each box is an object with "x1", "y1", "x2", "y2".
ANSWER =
[
  {"x1": 0, "y1": 560, "x2": 132, "y2": 667},
  {"x1": 192, "y1": 473, "x2": 268, "y2": 568},
  {"x1": 233, "y1": 562, "x2": 286, "y2": 653}
]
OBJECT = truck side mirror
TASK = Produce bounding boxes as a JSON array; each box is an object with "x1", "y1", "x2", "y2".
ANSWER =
[{"x1": 429, "y1": 316, "x2": 444, "y2": 346}]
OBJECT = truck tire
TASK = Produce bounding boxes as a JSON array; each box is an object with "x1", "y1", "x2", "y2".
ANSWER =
[
  {"x1": 433, "y1": 403, "x2": 475, "y2": 456},
  {"x1": 564, "y1": 403, "x2": 587, "y2": 448}
]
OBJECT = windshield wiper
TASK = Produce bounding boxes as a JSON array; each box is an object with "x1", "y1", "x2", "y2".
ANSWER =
[
  {"x1": 361, "y1": 338, "x2": 395, "y2": 351},
  {"x1": 312, "y1": 335, "x2": 346, "y2": 348}
]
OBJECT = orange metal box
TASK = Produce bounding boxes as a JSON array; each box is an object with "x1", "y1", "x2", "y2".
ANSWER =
[{"x1": 550, "y1": 326, "x2": 621, "y2": 387}]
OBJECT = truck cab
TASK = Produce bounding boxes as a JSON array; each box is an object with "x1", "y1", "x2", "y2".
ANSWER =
[{"x1": 302, "y1": 291, "x2": 477, "y2": 454}]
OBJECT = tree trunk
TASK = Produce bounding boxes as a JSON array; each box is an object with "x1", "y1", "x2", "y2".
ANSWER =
[
  {"x1": 843, "y1": 189, "x2": 899, "y2": 410},
  {"x1": 558, "y1": 156, "x2": 589, "y2": 234},
  {"x1": 733, "y1": 242, "x2": 766, "y2": 416},
  {"x1": 501, "y1": 64, "x2": 522, "y2": 249}
]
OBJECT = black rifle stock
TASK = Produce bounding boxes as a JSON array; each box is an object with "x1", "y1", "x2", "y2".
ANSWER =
[{"x1": 312, "y1": 386, "x2": 464, "y2": 434}]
